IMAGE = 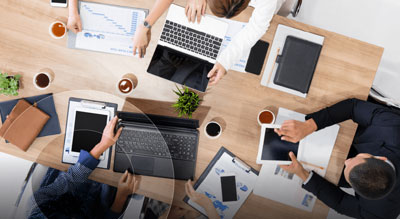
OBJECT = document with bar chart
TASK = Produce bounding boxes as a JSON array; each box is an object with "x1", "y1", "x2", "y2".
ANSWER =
[{"x1": 68, "y1": 1, "x2": 148, "y2": 56}]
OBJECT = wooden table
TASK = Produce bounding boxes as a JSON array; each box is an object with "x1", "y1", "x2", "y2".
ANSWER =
[{"x1": 0, "y1": 0, "x2": 383, "y2": 218}]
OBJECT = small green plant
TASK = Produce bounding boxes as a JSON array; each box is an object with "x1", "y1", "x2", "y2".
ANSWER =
[
  {"x1": 172, "y1": 85, "x2": 201, "y2": 118},
  {"x1": 0, "y1": 72, "x2": 21, "y2": 96}
]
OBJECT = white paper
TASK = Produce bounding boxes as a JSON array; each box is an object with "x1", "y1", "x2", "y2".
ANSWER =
[
  {"x1": 216, "y1": 18, "x2": 249, "y2": 73},
  {"x1": 260, "y1": 24, "x2": 325, "y2": 98},
  {"x1": 74, "y1": 2, "x2": 145, "y2": 56},
  {"x1": 188, "y1": 153, "x2": 257, "y2": 218},
  {"x1": 254, "y1": 108, "x2": 339, "y2": 211}
]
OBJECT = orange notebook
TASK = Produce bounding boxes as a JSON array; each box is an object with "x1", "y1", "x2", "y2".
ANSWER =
[{"x1": 0, "y1": 99, "x2": 50, "y2": 151}]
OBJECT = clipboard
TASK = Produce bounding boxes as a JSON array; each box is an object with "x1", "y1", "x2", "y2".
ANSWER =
[
  {"x1": 62, "y1": 97, "x2": 117, "y2": 169},
  {"x1": 183, "y1": 146, "x2": 259, "y2": 218}
]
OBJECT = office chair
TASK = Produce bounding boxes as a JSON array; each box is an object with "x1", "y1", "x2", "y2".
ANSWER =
[
  {"x1": 10, "y1": 162, "x2": 49, "y2": 219},
  {"x1": 277, "y1": 0, "x2": 302, "y2": 17},
  {"x1": 369, "y1": 87, "x2": 400, "y2": 110}
]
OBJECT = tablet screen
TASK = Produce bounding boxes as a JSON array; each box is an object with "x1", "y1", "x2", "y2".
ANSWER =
[
  {"x1": 261, "y1": 128, "x2": 299, "y2": 161},
  {"x1": 71, "y1": 111, "x2": 108, "y2": 153}
]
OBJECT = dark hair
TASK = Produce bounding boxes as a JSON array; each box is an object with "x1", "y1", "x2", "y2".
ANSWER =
[
  {"x1": 349, "y1": 157, "x2": 396, "y2": 200},
  {"x1": 208, "y1": 0, "x2": 250, "y2": 19}
]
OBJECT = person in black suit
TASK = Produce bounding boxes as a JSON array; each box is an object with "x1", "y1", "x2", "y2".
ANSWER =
[{"x1": 274, "y1": 98, "x2": 400, "y2": 219}]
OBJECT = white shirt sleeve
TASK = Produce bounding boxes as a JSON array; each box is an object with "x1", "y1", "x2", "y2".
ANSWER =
[
  {"x1": 216, "y1": 0, "x2": 278, "y2": 71},
  {"x1": 303, "y1": 171, "x2": 314, "y2": 185}
]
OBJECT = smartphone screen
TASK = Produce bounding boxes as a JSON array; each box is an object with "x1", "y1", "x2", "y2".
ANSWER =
[{"x1": 220, "y1": 175, "x2": 237, "y2": 202}]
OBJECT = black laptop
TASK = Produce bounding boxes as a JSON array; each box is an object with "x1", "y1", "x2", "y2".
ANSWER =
[{"x1": 113, "y1": 112, "x2": 199, "y2": 180}]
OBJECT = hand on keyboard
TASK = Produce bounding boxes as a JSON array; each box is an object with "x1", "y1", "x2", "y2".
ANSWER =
[{"x1": 185, "y1": 0, "x2": 207, "y2": 23}]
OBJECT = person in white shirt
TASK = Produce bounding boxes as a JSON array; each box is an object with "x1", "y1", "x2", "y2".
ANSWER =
[{"x1": 66, "y1": 0, "x2": 282, "y2": 85}]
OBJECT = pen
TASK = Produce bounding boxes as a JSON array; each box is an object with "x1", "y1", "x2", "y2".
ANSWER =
[{"x1": 300, "y1": 161, "x2": 324, "y2": 170}]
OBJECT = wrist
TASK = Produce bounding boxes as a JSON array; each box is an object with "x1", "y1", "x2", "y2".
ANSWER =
[
  {"x1": 89, "y1": 143, "x2": 106, "y2": 159},
  {"x1": 305, "y1": 119, "x2": 317, "y2": 134},
  {"x1": 298, "y1": 169, "x2": 310, "y2": 182},
  {"x1": 116, "y1": 190, "x2": 129, "y2": 200}
]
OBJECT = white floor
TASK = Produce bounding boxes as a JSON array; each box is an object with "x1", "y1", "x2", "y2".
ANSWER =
[{"x1": 289, "y1": 0, "x2": 400, "y2": 103}]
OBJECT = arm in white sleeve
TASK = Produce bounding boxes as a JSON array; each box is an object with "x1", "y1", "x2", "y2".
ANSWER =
[{"x1": 216, "y1": 0, "x2": 277, "y2": 70}]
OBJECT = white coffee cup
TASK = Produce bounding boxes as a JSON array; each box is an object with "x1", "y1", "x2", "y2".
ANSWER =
[
  {"x1": 49, "y1": 21, "x2": 67, "y2": 39},
  {"x1": 204, "y1": 121, "x2": 222, "y2": 139},
  {"x1": 33, "y1": 71, "x2": 53, "y2": 90},
  {"x1": 257, "y1": 109, "x2": 275, "y2": 126}
]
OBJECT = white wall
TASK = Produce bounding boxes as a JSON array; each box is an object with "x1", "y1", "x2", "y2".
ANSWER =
[{"x1": 289, "y1": 0, "x2": 400, "y2": 101}]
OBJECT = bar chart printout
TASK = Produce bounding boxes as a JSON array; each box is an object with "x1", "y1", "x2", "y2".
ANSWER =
[{"x1": 74, "y1": 2, "x2": 146, "y2": 56}]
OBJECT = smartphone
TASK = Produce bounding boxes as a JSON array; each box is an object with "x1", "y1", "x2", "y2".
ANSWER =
[
  {"x1": 50, "y1": 0, "x2": 67, "y2": 7},
  {"x1": 220, "y1": 174, "x2": 238, "y2": 202}
]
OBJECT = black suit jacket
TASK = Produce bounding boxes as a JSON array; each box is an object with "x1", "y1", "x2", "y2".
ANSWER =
[{"x1": 302, "y1": 98, "x2": 400, "y2": 219}]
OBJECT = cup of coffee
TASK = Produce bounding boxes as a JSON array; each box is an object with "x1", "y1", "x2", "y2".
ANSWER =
[
  {"x1": 33, "y1": 70, "x2": 54, "y2": 90},
  {"x1": 257, "y1": 110, "x2": 275, "y2": 126},
  {"x1": 116, "y1": 73, "x2": 137, "y2": 95},
  {"x1": 205, "y1": 121, "x2": 222, "y2": 139},
  {"x1": 49, "y1": 21, "x2": 67, "y2": 39}
]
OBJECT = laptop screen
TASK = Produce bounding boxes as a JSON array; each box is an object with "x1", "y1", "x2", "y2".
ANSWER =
[{"x1": 147, "y1": 45, "x2": 212, "y2": 92}]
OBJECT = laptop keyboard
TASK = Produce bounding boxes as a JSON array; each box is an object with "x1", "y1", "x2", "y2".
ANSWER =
[
  {"x1": 159, "y1": 20, "x2": 224, "y2": 60},
  {"x1": 115, "y1": 129, "x2": 197, "y2": 161}
]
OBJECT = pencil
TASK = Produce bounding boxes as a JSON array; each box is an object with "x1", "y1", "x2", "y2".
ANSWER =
[{"x1": 300, "y1": 161, "x2": 324, "y2": 170}]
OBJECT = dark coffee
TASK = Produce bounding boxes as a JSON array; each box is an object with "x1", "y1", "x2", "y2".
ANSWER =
[
  {"x1": 206, "y1": 122, "x2": 221, "y2": 137},
  {"x1": 35, "y1": 73, "x2": 50, "y2": 88},
  {"x1": 118, "y1": 79, "x2": 133, "y2": 93}
]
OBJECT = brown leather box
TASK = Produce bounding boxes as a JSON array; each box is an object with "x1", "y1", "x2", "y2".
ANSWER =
[{"x1": 0, "y1": 99, "x2": 50, "y2": 151}]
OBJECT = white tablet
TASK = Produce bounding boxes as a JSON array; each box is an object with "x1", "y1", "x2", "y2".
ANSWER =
[
  {"x1": 65, "y1": 107, "x2": 111, "y2": 160},
  {"x1": 256, "y1": 124, "x2": 299, "y2": 165}
]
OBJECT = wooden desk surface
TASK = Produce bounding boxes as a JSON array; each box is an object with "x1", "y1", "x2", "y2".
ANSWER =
[{"x1": 0, "y1": 0, "x2": 383, "y2": 218}]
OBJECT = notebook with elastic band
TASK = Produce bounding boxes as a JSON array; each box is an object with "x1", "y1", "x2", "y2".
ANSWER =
[{"x1": 273, "y1": 35, "x2": 322, "y2": 94}]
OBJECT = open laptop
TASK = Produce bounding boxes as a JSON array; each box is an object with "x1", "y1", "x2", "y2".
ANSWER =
[
  {"x1": 113, "y1": 112, "x2": 199, "y2": 180},
  {"x1": 147, "y1": 4, "x2": 228, "y2": 92}
]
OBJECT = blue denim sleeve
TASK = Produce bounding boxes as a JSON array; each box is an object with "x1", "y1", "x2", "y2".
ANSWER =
[{"x1": 29, "y1": 150, "x2": 100, "y2": 216}]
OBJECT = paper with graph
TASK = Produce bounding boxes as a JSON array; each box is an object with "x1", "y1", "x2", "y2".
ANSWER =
[{"x1": 68, "y1": 1, "x2": 147, "y2": 56}]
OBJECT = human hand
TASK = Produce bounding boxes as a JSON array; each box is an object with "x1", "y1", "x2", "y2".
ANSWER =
[
  {"x1": 67, "y1": 14, "x2": 82, "y2": 34},
  {"x1": 185, "y1": 180, "x2": 213, "y2": 209},
  {"x1": 207, "y1": 62, "x2": 227, "y2": 85},
  {"x1": 116, "y1": 170, "x2": 139, "y2": 198},
  {"x1": 274, "y1": 119, "x2": 317, "y2": 143},
  {"x1": 90, "y1": 116, "x2": 122, "y2": 159},
  {"x1": 132, "y1": 25, "x2": 151, "y2": 58},
  {"x1": 111, "y1": 170, "x2": 139, "y2": 213},
  {"x1": 280, "y1": 152, "x2": 309, "y2": 181},
  {"x1": 185, "y1": 0, "x2": 207, "y2": 23}
]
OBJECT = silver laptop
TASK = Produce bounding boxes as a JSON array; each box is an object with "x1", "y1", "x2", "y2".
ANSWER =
[{"x1": 147, "y1": 4, "x2": 229, "y2": 92}]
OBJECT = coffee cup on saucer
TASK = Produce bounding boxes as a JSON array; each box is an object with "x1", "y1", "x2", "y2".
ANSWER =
[
  {"x1": 49, "y1": 21, "x2": 67, "y2": 39},
  {"x1": 33, "y1": 70, "x2": 54, "y2": 90},
  {"x1": 116, "y1": 73, "x2": 138, "y2": 96},
  {"x1": 205, "y1": 121, "x2": 222, "y2": 139}
]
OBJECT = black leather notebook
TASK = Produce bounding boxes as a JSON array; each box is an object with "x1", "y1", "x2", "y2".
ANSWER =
[{"x1": 273, "y1": 36, "x2": 322, "y2": 94}]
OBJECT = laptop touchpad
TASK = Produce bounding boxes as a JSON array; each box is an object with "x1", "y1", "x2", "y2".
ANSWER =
[{"x1": 131, "y1": 156, "x2": 154, "y2": 174}]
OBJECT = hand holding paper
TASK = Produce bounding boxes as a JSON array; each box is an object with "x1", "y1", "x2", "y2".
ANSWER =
[{"x1": 279, "y1": 152, "x2": 310, "y2": 182}]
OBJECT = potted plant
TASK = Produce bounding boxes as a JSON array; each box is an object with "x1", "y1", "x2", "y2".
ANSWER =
[
  {"x1": 0, "y1": 72, "x2": 21, "y2": 96},
  {"x1": 172, "y1": 85, "x2": 201, "y2": 118}
]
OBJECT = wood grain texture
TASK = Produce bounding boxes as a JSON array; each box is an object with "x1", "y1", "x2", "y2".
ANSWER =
[{"x1": 0, "y1": 0, "x2": 383, "y2": 218}]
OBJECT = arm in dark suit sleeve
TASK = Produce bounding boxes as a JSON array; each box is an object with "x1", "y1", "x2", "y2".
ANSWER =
[
  {"x1": 306, "y1": 98, "x2": 379, "y2": 130},
  {"x1": 302, "y1": 172, "x2": 362, "y2": 218}
]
